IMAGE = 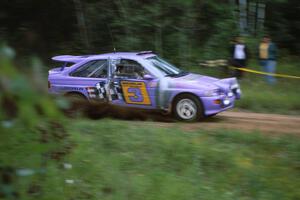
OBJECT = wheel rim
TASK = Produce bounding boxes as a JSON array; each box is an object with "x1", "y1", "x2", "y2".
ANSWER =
[{"x1": 176, "y1": 98, "x2": 197, "y2": 120}]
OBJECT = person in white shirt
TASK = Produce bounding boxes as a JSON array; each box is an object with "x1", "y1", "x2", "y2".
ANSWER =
[{"x1": 229, "y1": 37, "x2": 249, "y2": 79}]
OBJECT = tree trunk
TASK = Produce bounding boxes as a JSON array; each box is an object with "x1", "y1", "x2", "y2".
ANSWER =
[
  {"x1": 73, "y1": 0, "x2": 90, "y2": 51},
  {"x1": 114, "y1": 0, "x2": 131, "y2": 49}
]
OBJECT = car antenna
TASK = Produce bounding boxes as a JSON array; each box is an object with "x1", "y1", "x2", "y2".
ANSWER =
[{"x1": 106, "y1": 23, "x2": 116, "y2": 53}]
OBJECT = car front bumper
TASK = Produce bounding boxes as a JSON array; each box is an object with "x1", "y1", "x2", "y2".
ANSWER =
[{"x1": 201, "y1": 93, "x2": 238, "y2": 116}]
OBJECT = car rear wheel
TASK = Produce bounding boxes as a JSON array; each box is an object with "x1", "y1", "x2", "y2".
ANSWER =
[
  {"x1": 172, "y1": 94, "x2": 204, "y2": 122},
  {"x1": 65, "y1": 93, "x2": 87, "y2": 117}
]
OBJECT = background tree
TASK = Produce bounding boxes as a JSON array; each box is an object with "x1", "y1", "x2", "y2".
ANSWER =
[{"x1": 0, "y1": 0, "x2": 298, "y2": 65}]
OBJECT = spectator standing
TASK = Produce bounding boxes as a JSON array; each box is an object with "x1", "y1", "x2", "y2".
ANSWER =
[
  {"x1": 258, "y1": 35, "x2": 278, "y2": 84},
  {"x1": 229, "y1": 37, "x2": 249, "y2": 79}
]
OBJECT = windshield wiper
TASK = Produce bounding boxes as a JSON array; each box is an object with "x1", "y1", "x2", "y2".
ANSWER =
[
  {"x1": 178, "y1": 71, "x2": 189, "y2": 76},
  {"x1": 165, "y1": 73, "x2": 178, "y2": 77}
]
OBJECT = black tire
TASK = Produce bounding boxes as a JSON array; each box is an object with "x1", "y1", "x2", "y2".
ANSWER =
[{"x1": 172, "y1": 94, "x2": 204, "y2": 122}]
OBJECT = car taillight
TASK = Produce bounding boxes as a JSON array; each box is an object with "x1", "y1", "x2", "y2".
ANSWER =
[{"x1": 48, "y1": 81, "x2": 51, "y2": 89}]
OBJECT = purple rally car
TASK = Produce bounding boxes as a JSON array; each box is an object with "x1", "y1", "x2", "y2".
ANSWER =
[{"x1": 48, "y1": 51, "x2": 241, "y2": 121}]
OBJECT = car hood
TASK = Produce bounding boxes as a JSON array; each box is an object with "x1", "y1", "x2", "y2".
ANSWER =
[{"x1": 166, "y1": 73, "x2": 238, "y2": 92}]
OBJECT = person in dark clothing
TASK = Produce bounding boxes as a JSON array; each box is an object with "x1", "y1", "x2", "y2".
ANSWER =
[{"x1": 229, "y1": 37, "x2": 249, "y2": 79}]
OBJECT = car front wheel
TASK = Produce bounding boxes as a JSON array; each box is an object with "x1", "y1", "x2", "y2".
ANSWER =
[{"x1": 172, "y1": 94, "x2": 204, "y2": 122}]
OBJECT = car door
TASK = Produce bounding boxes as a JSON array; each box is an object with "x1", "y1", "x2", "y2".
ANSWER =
[{"x1": 110, "y1": 59, "x2": 158, "y2": 109}]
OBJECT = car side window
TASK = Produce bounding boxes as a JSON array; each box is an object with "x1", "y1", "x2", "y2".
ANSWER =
[
  {"x1": 114, "y1": 59, "x2": 148, "y2": 79},
  {"x1": 70, "y1": 60, "x2": 107, "y2": 78}
]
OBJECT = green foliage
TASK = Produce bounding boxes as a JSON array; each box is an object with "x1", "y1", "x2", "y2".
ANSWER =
[
  {"x1": 238, "y1": 59, "x2": 300, "y2": 114},
  {"x1": 2, "y1": 113, "x2": 300, "y2": 199},
  {"x1": 0, "y1": 0, "x2": 299, "y2": 62},
  {"x1": 0, "y1": 57, "x2": 72, "y2": 199},
  {"x1": 265, "y1": 0, "x2": 300, "y2": 55},
  {"x1": 236, "y1": 79, "x2": 300, "y2": 115},
  {"x1": 55, "y1": 119, "x2": 299, "y2": 200},
  {"x1": 0, "y1": 0, "x2": 239, "y2": 63}
]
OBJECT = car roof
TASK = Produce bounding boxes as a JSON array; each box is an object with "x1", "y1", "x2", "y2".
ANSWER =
[
  {"x1": 52, "y1": 51, "x2": 157, "y2": 64},
  {"x1": 87, "y1": 51, "x2": 156, "y2": 60}
]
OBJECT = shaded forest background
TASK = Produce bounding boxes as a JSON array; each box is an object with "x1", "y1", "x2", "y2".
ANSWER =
[{"x1": 0, "y1": 0, "x2": 299, "y2": 66}]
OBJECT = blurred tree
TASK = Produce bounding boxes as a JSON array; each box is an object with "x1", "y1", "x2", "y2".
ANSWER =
[
  {"x1": 0, "y1": 0, "x2": 298, "y2": 64},
  {"x1": 0, "y1": 0, "x2": 77, "y2": 58},
  {"x1": 265, "y1": 0, "x2": 300, "y2": 55},
  {"x1": 73, "y1": 0, "x2": 90, "y2": 50}
]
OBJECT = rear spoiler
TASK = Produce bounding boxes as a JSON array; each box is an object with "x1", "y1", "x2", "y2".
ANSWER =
[
  {"x1": 51, "y1": 55, "x2": 94, "y2": 63},
  {"x1": 51, "y1": 55, "x2": 95, "y2": 71}
]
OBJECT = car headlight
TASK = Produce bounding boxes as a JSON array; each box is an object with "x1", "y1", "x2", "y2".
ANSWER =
[
  {"x1": 227, "y1": 92, "x2": 234, "y2": 97},
  {"x1": 204, "y1": 89, "x2": 221, "y2": 97},
  {"x1": 230, "y1": 83, "x2": 239, "y2": 90}
]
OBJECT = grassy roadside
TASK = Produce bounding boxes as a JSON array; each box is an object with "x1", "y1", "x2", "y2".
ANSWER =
[
  {"x1": 30, "y1": 119, "x2": 299, "y2": 200},
  {"x1": 236, "y1": 79, "x2": 300, "y2": 114},
  {"x1": 236, "y1": 60, "x2": 300, "y2": 114},
  {"x1": 2, "y1": 117, "x2": 299, "y2": 199}
]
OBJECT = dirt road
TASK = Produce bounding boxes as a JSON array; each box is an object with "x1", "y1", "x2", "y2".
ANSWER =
[
  {"x1": 84, "y1": 104, "x2": 300, "y2": 136},
  {"x1": 139, "y1": 111, "x2": 300, "y2": 136}
]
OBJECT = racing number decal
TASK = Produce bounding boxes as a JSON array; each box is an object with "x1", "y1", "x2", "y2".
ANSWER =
[{"x1": 121, "y1": 81, "x2": 151, "y2": 105}]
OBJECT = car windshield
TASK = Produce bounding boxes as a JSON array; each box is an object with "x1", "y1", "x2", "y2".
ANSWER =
[{"x1": 146, "y1": 56, "x2": 189, "y2": 77}]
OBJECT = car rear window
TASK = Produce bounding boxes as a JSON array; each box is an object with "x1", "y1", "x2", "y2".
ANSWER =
[{"x1": 70, "y1": 60, "x2": 107, "y2": 77}]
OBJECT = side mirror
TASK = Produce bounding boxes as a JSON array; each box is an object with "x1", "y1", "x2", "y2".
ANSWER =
[{"x1": 143, "y1": 74, "x2": 154, "y2": 80}]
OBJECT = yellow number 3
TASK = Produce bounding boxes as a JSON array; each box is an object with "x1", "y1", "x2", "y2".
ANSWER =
[{"x1": 121, "y1": 81, "x2": 151, "y2": 105}]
